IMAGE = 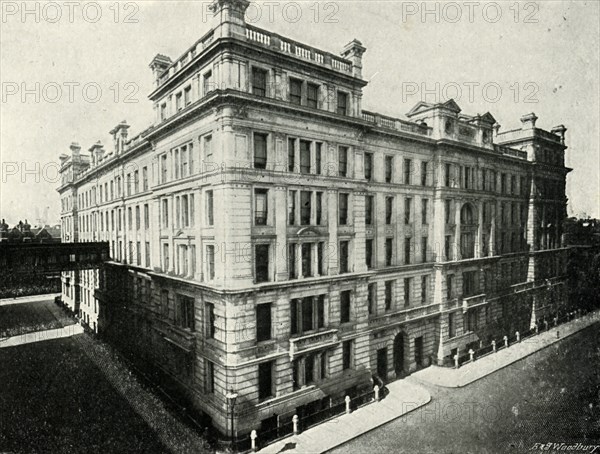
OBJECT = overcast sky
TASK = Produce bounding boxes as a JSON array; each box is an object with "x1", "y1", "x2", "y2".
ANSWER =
[{"x1": 1, "y1": 0, "x2": 598, "y2": 226}]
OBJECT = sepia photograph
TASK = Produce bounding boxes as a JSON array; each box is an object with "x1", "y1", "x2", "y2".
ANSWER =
[{"x1": 1, "y1": 1, "x2": 599, "y2": 453}]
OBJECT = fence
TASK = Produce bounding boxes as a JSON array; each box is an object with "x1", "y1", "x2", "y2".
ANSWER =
[
  {"x1": 237, "y1": 386, "x2": 380, "y2": 452},
  {"x1": 448, "y1": 309, "x2": 586, "y2": 368}
]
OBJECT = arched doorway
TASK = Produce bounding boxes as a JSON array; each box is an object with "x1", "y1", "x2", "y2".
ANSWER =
[{"x1": 393, "y1": 333, "x2": 405, "y2": 376}]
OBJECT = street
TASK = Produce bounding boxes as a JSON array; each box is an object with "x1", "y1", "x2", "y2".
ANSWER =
[{"x1": 328, "y1": 323, "x2": 600, "y2": 454}]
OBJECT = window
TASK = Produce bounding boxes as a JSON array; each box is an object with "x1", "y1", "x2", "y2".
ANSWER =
[
  {"x1": 206, "y1": 245, "x2": 215, "y2": 280},
  {"x1": 258, "y1": 362, "x2": 274, "y2": 400},
  {"x1": 307, "y1": 83, "x2": 318, "y2": 108},
  {"x1": 142, "y1": 166, "x2": 148, "y2": 191},
  {"x1": 364, "y1": 153, "x2": 373, "y2": 181},
  {"x1": 145, "y1": 242, "x2": 150, "y2": 267},
  {"x1": 161, "y1": 155, "x2": 168, "y2": 183},
  {"x1": 315, "y1": 143, "x2": 322, "y2": 175},
  {"x1": 288, "y1": 138, "x2": 296, "y2": 172},
  {"x1": 404, "y1": 198, "x2": 412, "y2": 225},
  {"x1": 255, "y1": 244, "x2": 270, "y2": 283},
  {"x1": 445, "y1": 235, "x2": 452, "y2": 260},
  {"x1": 421, "y1": 275, "x2": 428, "y2": 304},
  {"x1": 385, "y1": 281, "x2": 393, "y2": 311},
  {"x1": 445, "y1": 163, "x2": 451, "y2": 187},
  {"x1": 127, "y1": 208, "x2": 132, "y2": 229},
  {"x1": 404, "y1": 277, "x2": 411, "y2": 306},
  {"x1": 445, "y1": 199, "x2": 452, "y2": 224},
  {"x1": 290, "y1": 78, "x2": 302, "y2": 105},
  {"x1": 175, "y1": 92, "x2": 183, "y2": 111},
  {"x1": 338, "y1": 146, "x2": 348, "y2": 177},
  {"x1": 163, "y1": 243, "x2": 170, "y2": 271},
  {"x1": 385, "y1": 197, "x2": 393, "y2": 225},
  {"x1": 403, "y1": 159, "x2": 412, "y2": 185},
  {"x1": 342, "y1": 340, "x2": 353, "y2": 370},
  {"x1": 316, "y1": 192, "x2": 323, "y2": 225},
  {"x1": 385, "y1": 238, "x2": 393, "y2": 266},
  {"x1": 204, "y1": 135, "x2": 213, "y2": 162},
  {"x1": 339, "y1": 193, "x2": 349, "y2": 225},
  {"x1": 254, "y1": 133, "x2": 268, "y2": 169},
  {"x1": 136, "y1": 241, "x2": 141, "y2": 265},
  {"x1": 463, "y1": 270, "x2": 478, "y2": 297},
  {"x1": 252, "y1": 67, "x2": 267, "y2": 97},
  {"x1": 404, "y1": 237, "x2": 411, "y2": 264},
  {"x1": 288, "y1": 190, "x2": 296, "y2": 225},
  {"x1": 421, "y1": 162, "x2": 428, "y2": 186},
  {"x1": 448, "y1": 313, "x2": 456, "y2": 338},
  {"x1": 339, "y1": 241, "x2": 349, "y2": 274},
  {"x1": 421, "y1": 237, "x2": 427, "y2": 263},
  {"x1": 161, "y1": 290, "x2": 169, "y2": 317},
  {"x1": 365, "y1": 239, "x2": 373, "y2": 269},
  {"x1": 183, "y1": 85, "x2": 192, "y2": 106},
  {"x1": 135, "y1": 206, "x2": 140, "y2": 230},
  {"x1": 205, "y1": 302, "x2": 215, "y2": 338},
  {"x1": 365, "y1": 195, "x2": 374, "y2": 225},
  {"x1": 337, "y1": 91, "x2": 348, "y2": 115},
  {"x1": 256, "y1": 303, "x2": 272, "y2": 342},
  {"x1": 199, "y1": 70, "x2": 212, "y2": 96},
  {"x1": 340, "y1": 290, "x2": 351, "y2": 323},
  {"x1": 176, "y1": 295, "x2": 195, "y2": 330},
  {"x1": 288, "y1": 244, "x2": 296, "y2": 279},
  {"x1": 160, "y1": 103, "x2": 167, "y2": 121},
  {"x1": 205, "y1": 360, "x2": 214, "y2": 393},
  {"x1": 447, "y1": 274, "x2": 454, "y2": 300},
  {"x1": 300, "y1": 191, "x2": 311, "y2": 225},
  {"x1": 255, "y1": 189, "x2": 268, "y2": 225},
  {"x1": 291, "y1": 296, "x2": 325, "y2": 335},
  {"x1": 422, "y1": 199, "x2": 428, "y2": 225},
  {"x1": 134, "y1": 170, "x2": 139, "y2": 193},
  {"x1": 301, "y1": 243, "x2": 312, "y2": 277},
  {"x1": 317, "y1": 242, "x2": 325, "y2": 276},
  {"x1": 367, "y1": 283, "x2": 376, "y2": 315},
  {"x1": 206, "y1": 191, "x2": 214, "y2": 226},
  {"x1": 126, "y1": 174, "x2": 132, "y2": 196},
  {"x1": 466, "y1": 310, "x2": 478, "y2": 332},
  {"x1": 300, "y1": 140, "x2": 311, "y2": 174},
  {"x1": 385, "y1": 156, "x2": 393, "y2": 183}
]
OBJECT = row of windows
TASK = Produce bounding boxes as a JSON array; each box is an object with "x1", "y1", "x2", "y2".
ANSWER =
[
  {"x1": 78, "y1": 166, "x2": 150, "y2": 211},
  {"x1": 444, "y1": 163, "x2": 527, "y2": 197}
]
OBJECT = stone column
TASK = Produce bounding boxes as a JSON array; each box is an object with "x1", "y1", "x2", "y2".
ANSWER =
[{"x1": 275, "y1": 187, "x2": 288, "y2": 281}]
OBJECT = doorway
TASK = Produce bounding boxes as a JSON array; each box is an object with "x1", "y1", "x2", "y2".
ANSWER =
[
  {"x1": 377, "y1": 347, "x2": 388, "y2": 381},
  {"x1": 393, "y1": 333, "x2": 405, "y2": 376}
]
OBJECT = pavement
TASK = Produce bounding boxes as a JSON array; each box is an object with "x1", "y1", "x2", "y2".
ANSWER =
[
  {"x1": 255, "y1": 380, "x2": 431, "y2": 454},
  {"x1": 0, "y1": 323, "x2": 84, "y2": 348},
  {"x1": 0, "y1": 293, "x2": 60, "y2": 307},
  {"x1": 410, "y1": 309, "x2": 600, "y2": 388},
  {"x1": 256, "y1": 309, "x2": 600, "y2": 454}
]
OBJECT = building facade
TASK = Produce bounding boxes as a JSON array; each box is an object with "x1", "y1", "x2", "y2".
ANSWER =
[{"x1": 57, "y1": 0, "x2": 571, "y2": 441}]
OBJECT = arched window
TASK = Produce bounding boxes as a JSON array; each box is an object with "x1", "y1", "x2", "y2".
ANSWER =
[
  {"x1": 461, "y1": 204, "x2": 475, "y2": 225},
  {"x1": 460, "y1": 203, "x2": 476, "y2": 259}
]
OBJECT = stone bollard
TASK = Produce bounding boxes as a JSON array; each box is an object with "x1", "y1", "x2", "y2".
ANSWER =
[
  {"x1": 454, "y1": 354, "x2": 459, "y2": 369},
  {"x1": 554, "y1": 317, "x2": 558, "y2": 327},
  {"x1": 479, "y1": 340, "x2": 483, "y2": 350},
  {"x1": 503, "y1": 335, "x2": 508, "y2": 348},
  {"x1": 492, "y1": 340, "x2": 496, "y2": 352},
  {"x1": 557, "y1": 330, "x2": 560, "y2": 339},
  {"x1": 250, "y1": 430, "x2": 257, "y2": 452},
  {"x1": 345, "y1": 395, "x2": 351, "y2": 414},
  {"x1": 544, "y1": 320, "x2": 549, "y2": 331},
  {"x1": 292, "y1": 414, "x2": 299, "y2": 435},
  {"x1": 516, "y1": 331, "x2": 520, "y2": 343},
  {"x1": 469, "y1": 349, "x2": 474, "y2": 362},
  {"x1": 374, "y1": 385, "x2": 380, "y2": 402}
]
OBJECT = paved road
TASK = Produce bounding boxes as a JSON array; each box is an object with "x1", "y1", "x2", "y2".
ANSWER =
[{"x1": 328, "y1": 323, "x2": 600, "y2": 454}]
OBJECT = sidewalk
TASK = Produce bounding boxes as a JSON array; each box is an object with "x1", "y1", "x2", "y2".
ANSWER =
[
  {"x1": 0, "y1": 323, "x2": 84, "y2": 348},
  {"x1": 0, "y1": 293, "x2": 60, "y2": 307},
  {"x1": 256, "y1": 379, "x2": 431, "y2": 454},
  {"x1": 410, "y1": 310, "x2": 600, "y2": 388}
]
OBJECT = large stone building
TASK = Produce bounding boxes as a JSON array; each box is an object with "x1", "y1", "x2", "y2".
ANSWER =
[{"x1": 57, "y1": 0, "x2": 571, "y2": 442}]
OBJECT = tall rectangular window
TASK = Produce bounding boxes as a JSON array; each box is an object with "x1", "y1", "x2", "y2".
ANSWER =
[
  {"x1": 445, "y1": 163, "x2": 451, "y2": 187},
  {"x1": 404, "y1": 277, "x2": 411, "y2": 306},
  {"x1": 421, "y1": 237, "x2": 428, "y2": 263},
  {"x1": 206, "y1": 191, "x2": 214, "y2": 226},
  {"x1": 339, "y1": 193, "x2": 349, "y2": 225},
  {"x1": 203, "y1": 71, "x2": 213, "y2": 96},
  {"x1": 448, "y1": 313, "x2": 456, "y2": 338},
  {"x1": 142, "y1": 166, "x2": 148, "y2": 191},
  {"x1": 404, "y1": 237, "x2": 411, "y2": 264},
  {"x1": 205, "y1": 302, "x2": 215, "y2": 338},
  {"x1": 404, "y1": 198, "x2": 412, "y2": 225},
  {"x1": 385, "y1": 197, "x2": 393, "y2": 225},
  {"x1": 445, "y1": 199, "x2": 451, "y2": 224},
  {"x1": 339, "y1": 241, "x2": 349, "y2": 273},
  {"x1": 205, "y1": 360, "x2": 214, "y2": 393},
  {"x1": 338, "y1": 146, "x2": 348, "y2": 177},
  {"x1": 145, "y1": 242, "x2": 150, "y2": 267},
  {"x1": 161, "y1": 155, "x2": 168, "y2": 183},
  {"x1": 316, "y1": 192, "x2": 323, "y2": 225},
  {"x1": 288, "y1": 138, "x2": 296, "y2": 172},
  {"x1": 364, "y1": 153, "x2": 373, "y2": 181},
  {"x1": 365, "y1": 239, "x2": 373, "y2": 269},
  {"x1": 300, "y1": 140, "x2": 311, "y2": 174},
  {"x1": 307, "y1": 83, "x2": 319, "y2": 109},
  {"x1": 176, "y1": 294, "x2": 195, "y2": 331},
  {"x1": 258, "y1": 361, "x2": 273, "y2": 400},
  {"x1": 135, "y1": 206, "x2": 140, "y2": 230},
  {"x1": 163, "y1": 243, "x2": 170, "y2": 271},
  {"x1": 290, "y1": 78, "x2": 302, "y2": 105},
  {"x1": 256, "y1": 303, "x2": 272, "y2": 342},
  {"x1": 315, "y1": 143, "x2": 322, "y2": 175},
  {"x1": 447, "y1": 274, "x2": 454, "y2": 300},
  {"x1": 385, "y1": 238, "x2": 393, "y2": 266},
  {"x1": 385, "y1": 156, "x2": 393, "y2": 183},
  {"x1": 300, "y1": 191, "x2": 311, "y2": 225},
  {"x1": 367, "y1": 283, "x2": 376, "y2": 315},
  {"x1": 422, "y1": 198, "x2": 428, "y2": 225},
  {"x1": 254, "y1": 189, "x2": 268, "y2": 225},
  {"x1": 445, "y1": 235, "x2": 451, "y2": 260},
  {"x1": 337, "y1": 91, "x2": 348, "y2": 115},
  {"x1": 254, "y1": 133, "x2": 267, "y2": 169},
  {"x1": 134, "y1": 170, "x2": 139, "y2": 193},
  {"x1": 204, "y1": 135, "x2": 213, "y2": 162},
  {"x1": 340, "y1": 290, "x2": 351, "y2": 323},
  {"x1": 252, "y1": 67, "x2": 267, "y2": 97},
  {"x1": 385, "y1": 281, "x2": 393, "y2": 311},
  {"x1": 404, "y1": 159, "x2": 412, "y2": 185},
  {"x1": 184, "y1": 85, "x2": 192, "y2": 106},
  {"x1": 342, "y1": 340, "x2": 353, "y2": 370},
  {"x1": 288, "y1": 244, "x2": 296, "y2": 279},
  {"x1": 255, "y1": 244, "x2": 270, "y2": 283},
  {"x1": 421, "y1": 161, "x2": 428, "y2": 186},
  {"x1": 288, "y1": 190, "x2": 296, "y2": 225},
  {"x1": 206, "y1": 245, "x2": 215, "y2": 280},
  {"x1": 421, "y1": 275, "x2": 428, "y2": 304},
  {"x1": 301, "y1": 243, "x2": 312, "y2": 277},
  {"x1": 365, "y1": 195, "x2": 374, "y2": 225}
]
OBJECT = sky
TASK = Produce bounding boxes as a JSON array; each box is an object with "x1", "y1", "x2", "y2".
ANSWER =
[{"x1": 1, "y1": 0, "x2": 598, "y2": 226}]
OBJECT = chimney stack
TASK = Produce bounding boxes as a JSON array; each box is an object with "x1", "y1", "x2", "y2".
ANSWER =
[
  {"x1": 341, "y1": 39, "x2": 367, "y2": 79},
  {"x1": 110, "y1": 121, "x2": 130, "y2": 155},
  {"x1": 551, "y1": 125, "x2": 567, "y2": 144},
  {"x1": 520, "y1": 113, "x2": 538, "y2": 130},
  {"x1": 209, "y1": 0, "x2": 250, "y2": 40}
]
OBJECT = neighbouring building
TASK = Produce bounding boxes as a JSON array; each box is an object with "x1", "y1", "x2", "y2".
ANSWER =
[{"x1": 56, "y1": 0, "x2": 572, "y2": 443}]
